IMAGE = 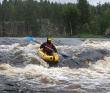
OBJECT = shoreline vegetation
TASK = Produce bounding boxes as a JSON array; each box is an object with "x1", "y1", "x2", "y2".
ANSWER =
[
  {"x1": 0, "y1": 0, "x2": 110, "y2": 37},
  {"x1": 52, "y1": 34, "x2": 108, "y2": 38}
]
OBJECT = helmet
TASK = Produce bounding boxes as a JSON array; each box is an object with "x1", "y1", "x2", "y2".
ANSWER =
[{"x1": 47, "y1": 38, "x2": 51, "y2": 41}]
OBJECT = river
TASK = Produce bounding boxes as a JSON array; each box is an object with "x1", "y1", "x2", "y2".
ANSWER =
[{"x1": 0, "y1": 37, "x2": 110, "y2": 93}]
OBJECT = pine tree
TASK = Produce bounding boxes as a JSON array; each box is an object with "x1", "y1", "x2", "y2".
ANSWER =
[
  {"x1": 62, "y1": 4, "x2": 80, "y2": 35},
  {"x1": 77, "y1": 0, "x2": 90, "y2": 24}
]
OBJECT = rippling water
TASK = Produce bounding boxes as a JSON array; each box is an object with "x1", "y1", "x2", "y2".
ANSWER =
[{"x1": 0, "y1": 37, "x2": 110, "y2": 93}]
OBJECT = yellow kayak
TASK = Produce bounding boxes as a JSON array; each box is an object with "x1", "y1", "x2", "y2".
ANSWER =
[{"x1": 37, "y1": 48, "x2": 59, "y2": 63}]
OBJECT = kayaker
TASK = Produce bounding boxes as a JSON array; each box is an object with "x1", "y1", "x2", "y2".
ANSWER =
[{"x1": 40, "y1": 38, "x2": 57, "y2": 55}]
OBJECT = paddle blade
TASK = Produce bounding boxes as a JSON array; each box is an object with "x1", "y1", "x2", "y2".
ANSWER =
[
  {"x1": 60, "y1": 53, "x2": 69, "y2": 58},
  {"x1": 27, "y1": 37, "x2": 35, "y2": 42}
]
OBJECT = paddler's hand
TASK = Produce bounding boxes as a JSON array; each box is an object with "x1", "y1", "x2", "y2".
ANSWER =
[
  {"x1": 54, "y1": 52, "x2": 57, "y2": 55},
  {"x1": 40, "y1": 48, "x2": 43, "y2": 51}
]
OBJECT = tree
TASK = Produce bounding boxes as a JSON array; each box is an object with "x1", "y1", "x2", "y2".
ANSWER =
[
  {"x1": 0, "y1": 3, "x2": 1, "y2": 21},
  {"x1": 62, "y1": 4, "x2": 80, "y2": 36},
  {"x1": 97, "y1": 2, "x2": 102, "y2": 16},
  {"x1": 101, "y1": 8, "x2": 110, "y2": 35},
  {"x1": 7, "y1": 3, "x2": 15, "y2": 21},
  {"x1": 77, "y1": 0, "x2": 90, "y2": 24},
  {"x1": 23, "y1": 0, "x2": 39, "y2": 36},
  {"x1": 50, "y1": 3, "x2": 63, "y2": 24},
  {"x1": 81, "y1": 23, "x2": 91, "y2": 34},
  {"x1": 30, "y1": 11, "x2": 39, "y2": 36},
  {"x1": 2, "y1": 0, "x2": 8, "y2": 21},
  {"x1": 91, "y1": 15, "x2": 101, "y2": 35},
  {"x1": 14, "y1": 0, "x2": 24, "y2": 21}
]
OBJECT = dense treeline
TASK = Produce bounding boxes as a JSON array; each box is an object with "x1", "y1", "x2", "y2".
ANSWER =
[{"x1": 0, "y1": 0, "x2": 110, "y2": 37}]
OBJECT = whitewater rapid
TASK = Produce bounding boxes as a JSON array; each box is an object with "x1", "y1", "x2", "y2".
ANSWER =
[{"x1": 0, "y1": 38, "x2": 110, "y2": 93}]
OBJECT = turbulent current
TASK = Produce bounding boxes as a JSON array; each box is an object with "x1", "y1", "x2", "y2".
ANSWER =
[{"x1": 0, "y1": 37, "x2": 110, "y2": 93}]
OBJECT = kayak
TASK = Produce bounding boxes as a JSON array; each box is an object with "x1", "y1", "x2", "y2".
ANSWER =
[{"x1": 37, "y1": 48, "x2": 59, "y2": 63}]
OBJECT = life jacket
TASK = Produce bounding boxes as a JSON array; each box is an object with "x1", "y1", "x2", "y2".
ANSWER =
[{"x1": 43, "y1": 43, "x2": 53, "y2": 51}]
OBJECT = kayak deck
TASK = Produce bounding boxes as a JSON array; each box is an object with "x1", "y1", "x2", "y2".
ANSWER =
[{"x1": 37, "y1": 48, "x2": 59, "y2": 63}]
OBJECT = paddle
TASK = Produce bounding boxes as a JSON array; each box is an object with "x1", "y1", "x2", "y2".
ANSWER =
[
  {"x1": 45, "y1": 46, "x2": 69, "y2": 58},
  {"x1": 27, "y1": 37, "x2": 69, "y2": 58},
  {"x1": 27, "y1": 37, "x2": 41, "y2": 44}
]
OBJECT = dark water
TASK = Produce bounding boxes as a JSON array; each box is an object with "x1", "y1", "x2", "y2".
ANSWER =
[{"x1": 0, "y1": 37, "x2": 110, "y2": 93}]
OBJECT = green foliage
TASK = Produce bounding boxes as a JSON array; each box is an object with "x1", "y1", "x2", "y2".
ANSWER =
[
  {"x1": 62, "y1": 4, "x2": 80, "y2": 35},
  {"x1": 30, "y1": 11, "x2": 39, "y2": 36},
  {"x1": 99, "y1": 8, "x2": 110, "y2": 35},
  {"x1": 102, "y1": 8, "x2": 110, "y2": 28},
  {"x1": 0, "y1": 3, "x2": 1, "y2": 20},
  {"x1": 52, "y1": 34, "x2": 69, "y2": 38},
  {"x1": 14, "y1": 0, "x2": 24, "y2": 21},
  {"x1": 1, "y1": 0, "x2": 110, "y2": 37},
  {"x1": 91, "y1": 15, "x2": 101, "y2": 35},
  {"x1": 77, "y1": 0, "x2": 90, "y2": 24},
  {"x1": 2, "y1": 0, "x2": 8, "y2": 21},
  {"x1": 7, "y1": 3, "x2": 15, "y2": 20},
  {"x1": 76, "y1": 34, "x2": 105, "y2": 38},
  {"x1": 81, "y1": 23, "x2": 91, "y2": 34}
]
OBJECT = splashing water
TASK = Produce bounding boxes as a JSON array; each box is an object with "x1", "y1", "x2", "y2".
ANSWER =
[{"x1": 0, "y1": 38, "x2": 110, "y2": 92}]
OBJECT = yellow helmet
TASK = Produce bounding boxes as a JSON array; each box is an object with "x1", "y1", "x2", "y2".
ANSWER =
[{"x1": 47, "y1": 38, "x2": 51, "y2": 41}]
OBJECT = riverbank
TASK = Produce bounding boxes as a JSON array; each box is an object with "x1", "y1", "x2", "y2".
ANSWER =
[{"x1": 53, "y1": 34, "x2": 108, "y2": 38}]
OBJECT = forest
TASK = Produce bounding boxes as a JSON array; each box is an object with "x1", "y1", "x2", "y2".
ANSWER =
[{"x1": 0, "y1": 0, "x2": 110, "y2": 37}]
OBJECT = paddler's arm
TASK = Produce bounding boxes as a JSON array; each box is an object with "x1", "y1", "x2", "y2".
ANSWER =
[
  {"x1": 40, "y1": 42, "x2": 46, "y2": 48},
  {"x1": 52, "y1": 44, "x2": 57, "y2": 52}
]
